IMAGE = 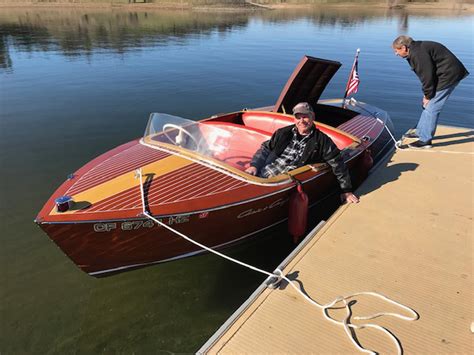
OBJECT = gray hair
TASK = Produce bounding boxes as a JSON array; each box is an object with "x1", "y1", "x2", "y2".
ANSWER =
[{"x1": 392, "y1": 35, "x2": 413, "y2": 48}]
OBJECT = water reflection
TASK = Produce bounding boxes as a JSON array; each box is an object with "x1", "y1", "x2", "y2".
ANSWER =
[
  {"x1": 1, "y1": 6, "x2": 469, "y2": 70},
  {"x1": 0, "y1": 10, "x2": 249, "y2": 61},
  {"x1": 0, "y1": 33, "x2": 12, "y2": 69}
]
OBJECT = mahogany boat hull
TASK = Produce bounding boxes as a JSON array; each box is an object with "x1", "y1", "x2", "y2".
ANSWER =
[
  {"x1": 36, "y1": 116, "x2": 389, "y2": 276},
  {"x1": 38, "y1": 167, "x2": 348, "y2": 276}
]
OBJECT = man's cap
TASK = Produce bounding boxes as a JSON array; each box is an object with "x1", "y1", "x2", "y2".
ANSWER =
[{"x1": 292, "y1": 102, "x2": 314, "y2": 116}]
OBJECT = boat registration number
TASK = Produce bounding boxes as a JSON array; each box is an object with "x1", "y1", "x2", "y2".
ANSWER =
[
  {"x1": 93, "y1": 215, "x2": 190, "y2": 232},
  {"x1": 93, "y1": 220, "x2": 155, "y2": 232}
]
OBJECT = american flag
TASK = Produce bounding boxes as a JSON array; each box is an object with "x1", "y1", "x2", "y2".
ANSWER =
[{"x1": 345, "y1": 49, "x2": 360, "y2": 97}]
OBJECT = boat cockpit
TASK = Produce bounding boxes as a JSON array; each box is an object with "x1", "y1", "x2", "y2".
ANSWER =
[{"x1": 142, "y1": 111, "x2": 359, "y2": 175}]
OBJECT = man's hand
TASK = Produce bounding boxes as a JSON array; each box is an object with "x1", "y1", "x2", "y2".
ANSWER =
[
  {"x1": 245, "y1": 166, "x2": 258, "y2": 176},
  {"x1": 340, "y1": 192, "x2": 359, "y2": 204},
  {"x1": 422, "y1": 96, "x2": 430, "y2": 108}
]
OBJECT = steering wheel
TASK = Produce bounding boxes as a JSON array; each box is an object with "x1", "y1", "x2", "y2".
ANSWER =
[{"x1": 162, "y1": 123, "x2": 200, "y2": 150}]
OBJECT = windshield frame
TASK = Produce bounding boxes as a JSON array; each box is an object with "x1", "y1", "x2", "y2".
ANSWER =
[{"x1": 140, "y1": 112, "x2": 322, "y2": 185}]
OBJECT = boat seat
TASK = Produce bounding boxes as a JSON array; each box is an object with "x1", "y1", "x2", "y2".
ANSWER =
[
  {"x1": 242, "y1": 111, "x2": 293, "y2": 134},
  {"x1": 241, "y1": 111, "x2": 355, "y2": 150},
  {"x1": 200, "y1": 122, "x2": 271, "y2": 171}
]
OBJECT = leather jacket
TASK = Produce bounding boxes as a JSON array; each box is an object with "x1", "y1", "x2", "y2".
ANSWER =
[{"x1": 250, "y1": 125, "x2": 352, "y2": 192}]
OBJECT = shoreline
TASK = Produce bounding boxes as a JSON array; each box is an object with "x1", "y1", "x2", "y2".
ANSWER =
[{"x1": 0, "y1": 2, "x2": 473, "y2": 13}]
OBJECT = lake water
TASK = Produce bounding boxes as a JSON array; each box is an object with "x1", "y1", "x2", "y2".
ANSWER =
[{"x1": 1, "y1": 6, "x2": 473, "y2": 353}]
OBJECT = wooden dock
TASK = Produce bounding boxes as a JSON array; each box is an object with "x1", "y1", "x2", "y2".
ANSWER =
[{"x1": 199, "y1": 125, "x2": 473, "y2": 354}]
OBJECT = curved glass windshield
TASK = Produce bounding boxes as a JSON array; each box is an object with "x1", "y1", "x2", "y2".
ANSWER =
[{"x1": 143, "y1": 113, "x2": 271, "y2": 172}]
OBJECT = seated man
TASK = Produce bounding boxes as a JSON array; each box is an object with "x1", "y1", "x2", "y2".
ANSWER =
[{"x1": 244, "y1": 102, "x2": 359, "y2": 204}]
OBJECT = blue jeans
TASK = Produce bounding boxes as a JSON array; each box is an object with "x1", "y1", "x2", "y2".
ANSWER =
[{"x1": 416, "y1": 82, "x2": 459, "y2": 142}]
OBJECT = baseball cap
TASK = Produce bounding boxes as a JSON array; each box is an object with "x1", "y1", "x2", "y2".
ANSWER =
[{"x1": 292, "y1": 102, "x2": 314, "y2": 116}]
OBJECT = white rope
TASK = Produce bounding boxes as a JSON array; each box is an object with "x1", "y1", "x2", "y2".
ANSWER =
[
  {"x1": 384, "y1": 123, "x2": 404, "y2": 149},
  {"x1": 343, "y1": 99, "x2": 403, "y2": 150},
  {"x1": 135, "y1": 169, "x2": 418, "y2": 354},
  {"x1": 135, "y1": 169, "x2": 275, "y2": 278}
]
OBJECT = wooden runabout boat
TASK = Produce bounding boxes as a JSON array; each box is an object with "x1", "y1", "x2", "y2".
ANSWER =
[{"x1": 35, "y1": 56, "x2": 395, "y2": 276}]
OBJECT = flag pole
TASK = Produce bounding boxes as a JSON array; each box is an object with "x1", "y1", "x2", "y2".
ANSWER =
[{"x1": 342, "y1": 48, "x2": 360, "y2": 108}]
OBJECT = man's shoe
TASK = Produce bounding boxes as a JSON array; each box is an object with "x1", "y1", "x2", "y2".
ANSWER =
[
  {"x1": 408, "y1": 140, "x2": 432, "y2": 149},
  {"x1": 404, "y1": 128, "x2": 418, "y2": 139}
]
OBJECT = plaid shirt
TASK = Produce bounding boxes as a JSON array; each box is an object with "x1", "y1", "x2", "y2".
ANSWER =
[{"x1": 260, "y1": 127, "x2": 312, "y2": 178}]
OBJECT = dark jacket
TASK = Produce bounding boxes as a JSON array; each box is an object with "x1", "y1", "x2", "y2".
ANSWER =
[
  {"x1": 250, "y1": 125, "x2": 352, "y2": 192},
  {"x1": 407, "y1": 41, "x2": 469, "y2": 99}
]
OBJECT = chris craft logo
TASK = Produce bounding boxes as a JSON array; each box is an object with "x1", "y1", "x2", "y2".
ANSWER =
[{"x1": 237, "y1": 198, "x2": 288, "y2": 219}]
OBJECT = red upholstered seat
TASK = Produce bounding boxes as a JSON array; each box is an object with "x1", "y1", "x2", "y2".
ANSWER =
[
  {"x1": 241, "y1": 112, "x2": 354, "y2": 150},
  {"x1": 241, "y1": 111, "x2": 293, "y2": 133},
  {"x1": 315, "y1": 125, "x2": 354, "y2": 149},
  {"x1": 200, "y1": 113, "x2": 355, "y2": 171},
  {"x1": 200, "y1": 122, "x2": 271, "y2": 170}
]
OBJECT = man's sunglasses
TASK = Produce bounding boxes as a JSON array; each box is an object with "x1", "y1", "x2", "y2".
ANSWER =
[{"x1": 295, "y1": 114, "x2": 312, "y2": 120}]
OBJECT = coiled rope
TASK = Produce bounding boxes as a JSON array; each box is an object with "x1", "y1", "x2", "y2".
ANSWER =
[{"x1": 136, "y1": 169, "x2": 418, "y2": 354}]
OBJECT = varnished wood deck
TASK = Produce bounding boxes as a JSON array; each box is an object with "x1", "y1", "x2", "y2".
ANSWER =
[{"x1": 199, "y1": 125, "x2": 473, "y2": 354}]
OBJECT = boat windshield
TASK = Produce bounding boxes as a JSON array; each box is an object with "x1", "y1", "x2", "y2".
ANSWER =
[{"x1": 143, "y1": 113, "x2": 271, "y2": 172}]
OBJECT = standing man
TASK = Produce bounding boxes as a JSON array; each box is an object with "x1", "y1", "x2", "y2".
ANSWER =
[
  {"x1": 245, "y1": 102, "x2": 359, "y2": 204},
  {"x1": 392, "y1": 36, "x2": 469, "y2": 148}
]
